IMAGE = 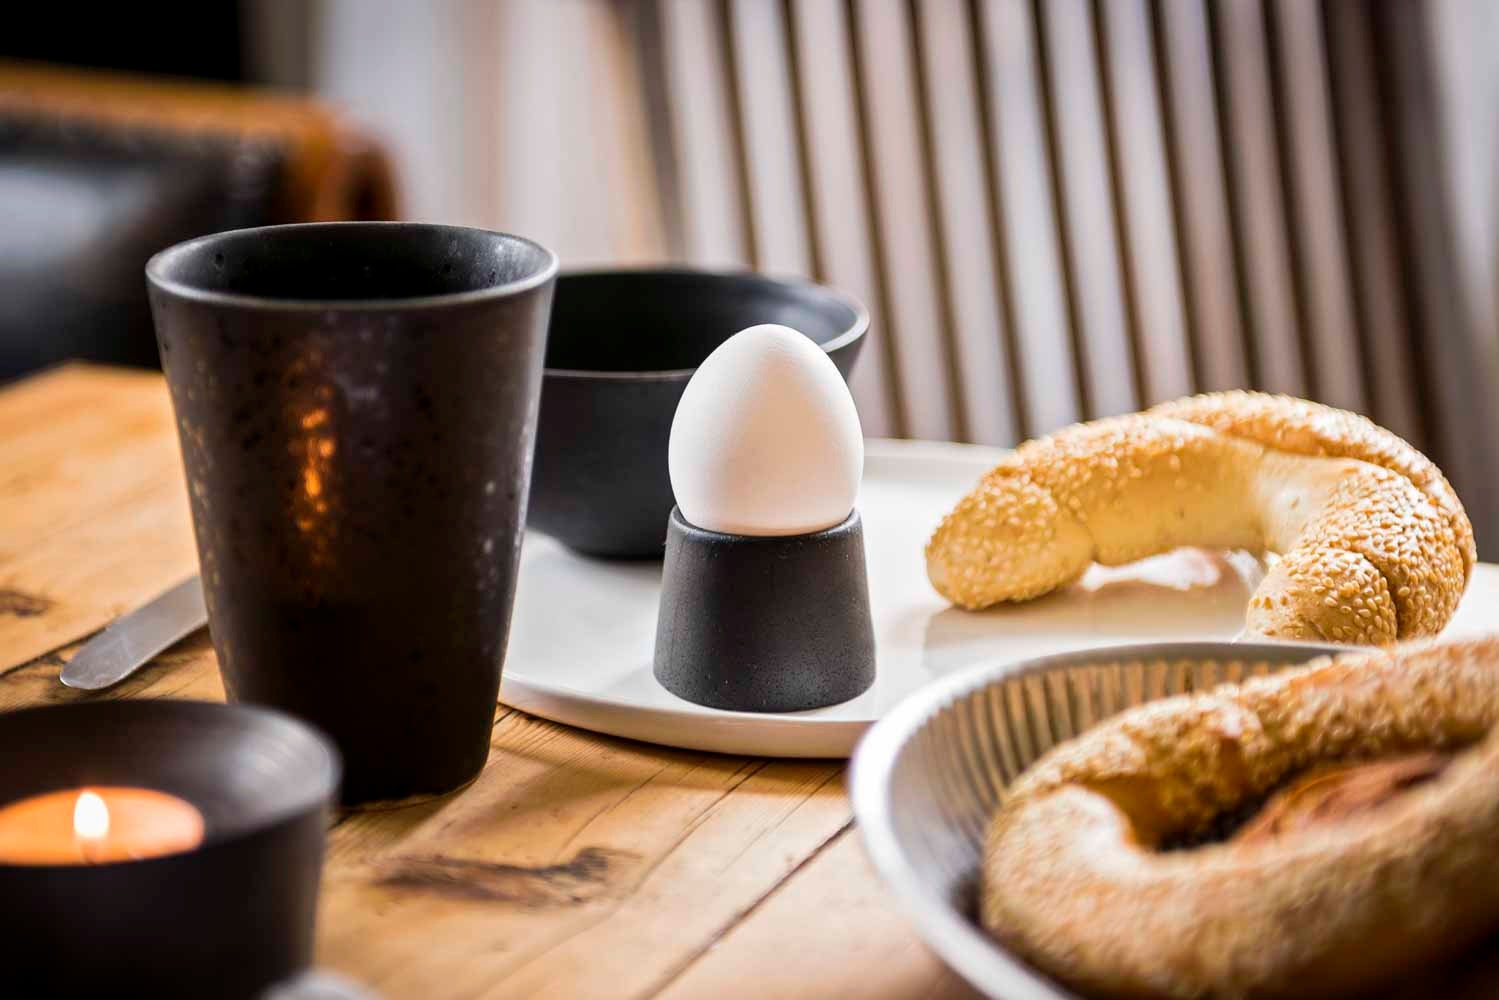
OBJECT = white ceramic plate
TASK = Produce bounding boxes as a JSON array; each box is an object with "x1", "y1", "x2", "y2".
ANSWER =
[{"x1": 501, "y1": 439, "x2": 1499, "y2": 757}]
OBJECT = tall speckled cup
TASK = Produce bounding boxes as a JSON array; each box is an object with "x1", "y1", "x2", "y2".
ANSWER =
[{"x1": 147, "y1": 223, "x2": 557, "y2": 805}]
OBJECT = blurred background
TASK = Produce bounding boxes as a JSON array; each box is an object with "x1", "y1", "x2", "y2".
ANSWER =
[{"x1": 3, "y1": 0, "x2": 1497, "y2": 554}]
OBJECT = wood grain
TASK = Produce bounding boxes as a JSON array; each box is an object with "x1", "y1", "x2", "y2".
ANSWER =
[
  {"x1": 0, "y1": 632, "x2": 221, "y2": 713},
  {"x1": 0, "y1": 365, "x2": 964, "y2": 999},
  {"x1": 319, "y1": 724, "x2": 849, "y2": 998},
  {"x1": 0, "y1": 365, "x2": 197, "y2": 673},
  {"x1": 11, "y1": 626, "x2": 882, "y2": 999},
  {"x1": 657, "y1": 829, "x2": 980, "y2": 999},
  {"x1": 4, "y1": 631, "x2": 864, "y2": 998}
]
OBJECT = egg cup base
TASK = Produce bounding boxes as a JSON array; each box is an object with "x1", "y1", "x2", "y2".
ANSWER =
[{"x1": 653, "y1": 506, "x2": 877, "y2": 713}]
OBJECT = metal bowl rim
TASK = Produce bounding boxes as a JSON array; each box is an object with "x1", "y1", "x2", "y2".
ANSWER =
[{"x1": 850, "y1": 638, "x2": 1350, "y2": 999}]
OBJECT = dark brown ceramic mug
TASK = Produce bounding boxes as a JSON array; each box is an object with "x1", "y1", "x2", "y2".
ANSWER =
[{"x1": 147, "y1": 223, "x2": 557, "y2": 806}]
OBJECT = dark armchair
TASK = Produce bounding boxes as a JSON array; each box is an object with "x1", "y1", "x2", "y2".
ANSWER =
[{"x1": 0, "y1": 62, "x2": 397, "y2": 378}]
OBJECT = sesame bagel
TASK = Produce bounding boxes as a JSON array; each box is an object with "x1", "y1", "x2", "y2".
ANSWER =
[
  {"x1": 981, "y1": 636, "x2": 1499, "y2": 1000},
  {"x1": 926, "y1": 392, "x2": 1472, "y2": 643}
]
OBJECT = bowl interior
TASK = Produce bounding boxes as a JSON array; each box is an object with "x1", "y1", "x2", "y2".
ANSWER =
[
  {"x1": 853, "y1": 640, "x2": 1345, "y2": 999},
  {"x1": 0, "y1": 699, "x2": 339, "y2": 851},
  {"x1": 546, "y1": 270, "x2": 865, "y2": 374}
]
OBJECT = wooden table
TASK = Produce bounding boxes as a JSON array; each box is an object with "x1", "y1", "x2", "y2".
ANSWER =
[{"x1": 0, "y1": 366, "x2": 975, "y2": 999}]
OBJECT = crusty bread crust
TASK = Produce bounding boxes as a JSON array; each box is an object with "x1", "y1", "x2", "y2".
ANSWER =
[
  {"x1": 981, "y1": 637, "x2": 1499, "y2": 1000},
  {"x1": 926, "y1": 392, "x2": 1472, "y2": 643}
]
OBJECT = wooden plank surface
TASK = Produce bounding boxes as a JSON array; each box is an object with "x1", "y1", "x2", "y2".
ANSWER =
[
  {"x1": 0, "y1": 365, "x2": 197, "y2": 674},
  {"x1": 0, "y1": 365, "x2": 967, "y2": 999},
  {"x1": 657, "y1": 828, "x2": 979, "y2": 1000}
]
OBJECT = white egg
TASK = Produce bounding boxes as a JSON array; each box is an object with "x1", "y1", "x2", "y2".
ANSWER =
[{"x1": 669, "y1": 324, "x2": 863, "y2": 536}]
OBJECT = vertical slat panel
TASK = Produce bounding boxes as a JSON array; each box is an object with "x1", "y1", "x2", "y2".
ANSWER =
[
  {"x1": 1377, "y1": 0, "x2": 1499, "y2": 557},
  {"x1": 597, "y1": 1, "x2": 673, "y2": 264},
  {"x1": 726, "y1": 0, "x2": 814, "y2": 275},
  {"x1": 851, "y1": 0, "x2": 961, "y2": 441},
  {"x1": 1270, "y1": 0, "x2": 1365, "y2": 413},
  {"x1": 1156, "y1": 0, "x2": 1249, "y2": 392},
  {"x1": 1098, "y1": 0, "x2": 1195, "y2": 404},
  {"x1": 788, "y1": 0, "x2": 898, "y2": 436},
  {"x1": 1322, "y1": 0, "x2": 1422, "y2": 441},
  {"x1": 1429, "y1": 0, "x2": 1499, "y2": 371},
  {"x1": 659, "y1": 0, "x2": 751, "y2": 266},
  {"x1": 1036, "y1": 0, "x2": 1139, "y2": 418},
  {"x1": 915, "y1": 0, "x2": 1021, "y2": 445},
  {"x1": 496, "y1": 2, "x2": 666, "y2": 264},
  {"x1": 975, "y1": 0, "x2": 1083, "y2": 435},
  {"x1": 634, "y1": 0, "x2": 688, "y2": 259},
  {"x1": 1213, "y1": 0, "x2": 1305, "y2": 396}
]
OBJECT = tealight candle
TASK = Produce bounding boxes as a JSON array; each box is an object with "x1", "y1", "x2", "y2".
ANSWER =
[
  {"x1": 0, "y1": 700, "x2": 337, "y2": 997},
  {"x1": 0, "y1": 786, "x2": 204, "y2": 865}
]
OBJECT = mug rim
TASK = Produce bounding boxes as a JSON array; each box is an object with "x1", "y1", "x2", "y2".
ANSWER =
[
  {"x1": 542, "y1": 266, "x2": 870, "y2": 381},
  {"x1": 146, "y1": 221, "x2": 560, "y2": 312}
]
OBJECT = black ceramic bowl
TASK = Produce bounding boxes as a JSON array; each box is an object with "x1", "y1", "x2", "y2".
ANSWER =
[
  {"x1": 0, "y1": 699, "x2": 339, "y2": 999},
  {"x1": 527, "y1": 269, "x2": 868, "y2": 558}
]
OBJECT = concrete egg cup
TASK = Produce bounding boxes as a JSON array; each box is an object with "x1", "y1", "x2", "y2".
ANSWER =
[{"x1": 653, "y1": 507, "x2": 876, "y2": 713}]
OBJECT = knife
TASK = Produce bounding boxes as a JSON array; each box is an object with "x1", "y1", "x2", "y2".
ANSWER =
[{"x1": 60, "y1": 576, "x2": 209, "y2": 691}]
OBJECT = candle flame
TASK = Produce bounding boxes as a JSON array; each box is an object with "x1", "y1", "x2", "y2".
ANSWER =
[{"x1": 73, "y1": 791, "x2": 109, "y2": 840}]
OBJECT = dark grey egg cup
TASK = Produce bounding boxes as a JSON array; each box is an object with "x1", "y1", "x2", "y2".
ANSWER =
[
  {"x1": 0, "y1": 699, "x2": 339, "y2": 999},
  {"x1": 653, "y1": 507, "x2": 876, "y2": 713}
]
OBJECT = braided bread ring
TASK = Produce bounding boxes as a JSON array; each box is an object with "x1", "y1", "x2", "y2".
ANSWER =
[
  {"x1": 981, "y1": 636, "x2": 1499, "y2": 1000},
  {"x1": 926, "y1": 392, "x2": 1472, "y2": 643}
]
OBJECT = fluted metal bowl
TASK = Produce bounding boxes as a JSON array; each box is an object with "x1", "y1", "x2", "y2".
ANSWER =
[{"x1": 851, "y1": 640, "x2": 1346, "y2": 999}]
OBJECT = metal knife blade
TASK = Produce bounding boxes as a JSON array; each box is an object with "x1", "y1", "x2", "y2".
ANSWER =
[{"x1": 60, "y1": 576, "x2": 209, "y2": 690}]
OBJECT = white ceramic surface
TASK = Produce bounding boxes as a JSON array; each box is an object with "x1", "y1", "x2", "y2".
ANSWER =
[{"x1": 501, "y1": 439, "x2": 1499, "y2": 757}]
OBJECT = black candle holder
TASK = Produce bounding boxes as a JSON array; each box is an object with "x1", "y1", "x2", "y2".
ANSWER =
[
  {"x1": 0, "y1": 699, "x2": 339, "y2": 999},
  {"x1": 654, "y1": 507, "x2": 877, "y2": 712}
]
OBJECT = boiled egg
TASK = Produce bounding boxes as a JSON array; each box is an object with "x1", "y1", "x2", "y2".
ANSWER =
[{"x1": 668, "y1": 324, "x2": 863, "y2": 536}]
